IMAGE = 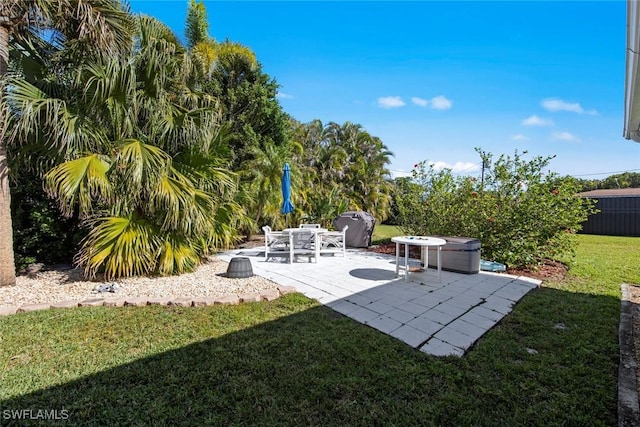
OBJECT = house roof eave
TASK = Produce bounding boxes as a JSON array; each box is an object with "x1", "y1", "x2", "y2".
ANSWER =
[{"x1": 624, "y1": 0, "x2": 640, "y2": 142}]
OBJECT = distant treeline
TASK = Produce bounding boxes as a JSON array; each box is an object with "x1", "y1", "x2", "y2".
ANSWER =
[{"x1": 576, "y1": 172, "x2": 640, "y2": 191}]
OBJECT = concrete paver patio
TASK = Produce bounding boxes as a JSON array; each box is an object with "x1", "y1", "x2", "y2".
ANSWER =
[{"x1": 218, "y1": 248, "x2": 541, "y2": 357}]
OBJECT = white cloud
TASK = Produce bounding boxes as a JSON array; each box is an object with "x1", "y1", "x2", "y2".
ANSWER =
[
  {"x1": 411, "y1": 97, "x2": 428, "y2": 107},
  {"x1": 430, "y1": 95, "x2": 453, "y2": 110},
  {"x1": 522, "y1": 115, "x2": 554, "y2": 126},
  {"x1": 551, "y1": 131, "x2": 580, "y2": 142},
  {"x1": 541, "y1": 98, "x2": 598, "y2": 115},
  {"x1": 389, "y1": 169, "x2": 413, "y2": 179},
  {"x1": 511, "y1": 134, "x2": 529, "y2": 141},
  {"x1": 430, "y1": 161, "x2": 479, "y2": 173},
  {"x1": 276, "y1": 92, "x2": 293, "y2": 99},
  {"x1": 377, "y1": 96, "x2": 406, "y2": 109}
]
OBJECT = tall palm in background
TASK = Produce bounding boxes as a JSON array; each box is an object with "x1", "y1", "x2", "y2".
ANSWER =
[
  {"x1": 240, "y1": 139, "x2": 303, "y2": 230},
  {"x1": 0, "y1": 0, "x2": 132, "y2": 286},
  {"x1": 293, "y1": 119, "x2": 394, "y2": 224},
  {"x1": 341, "y1": 124, "x2": 394, "y2": 220},
  {"x1": 6, "y1": 14, "x2": 245, "y2": 279}
]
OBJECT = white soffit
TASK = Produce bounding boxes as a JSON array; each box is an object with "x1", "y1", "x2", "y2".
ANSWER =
[{"x1": 624, "y1": 0, "x2": 640, "y2": 142}]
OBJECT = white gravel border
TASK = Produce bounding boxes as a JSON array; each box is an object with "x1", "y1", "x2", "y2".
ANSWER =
[{"x1": 0, "y1": 256, "x2": 289, "y2": 313}]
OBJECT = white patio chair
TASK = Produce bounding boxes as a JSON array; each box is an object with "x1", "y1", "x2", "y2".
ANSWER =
[
  {"x1": 320, "y1": 225, "x2": 348, "y2": 257},
  {"x1": 293, "y1": 229, "x2": 315, "y2": 251},
  {"x1": 297, "y1": 224, "x2": 322, "y2": 255},
  {"x1": 262, "y1": 226, "x2": 289, "y2": 261}
]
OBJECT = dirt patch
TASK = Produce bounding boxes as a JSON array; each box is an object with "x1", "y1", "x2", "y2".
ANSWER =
[
  {"x1": 505, "y1": 259, "x2": 568, "y2": 282},
  {"x1": 368, "y1": 242, "x2": 422, "y2": 258},
  {"x1": 236, "y1": 235, "x2": 266, "y2": 249}
]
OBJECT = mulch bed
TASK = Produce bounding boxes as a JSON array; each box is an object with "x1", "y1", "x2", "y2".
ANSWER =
[{"x1": 368, "y1": 242, "x2": 422, "y2": 259}]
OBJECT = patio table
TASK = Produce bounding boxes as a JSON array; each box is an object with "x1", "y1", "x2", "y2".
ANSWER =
[
  {"x1": 391, "y1": 236, "x2": 447, "y2": 281},
  {"x1": 283, "y1": 228, "x2": 328, "y2": 264}
]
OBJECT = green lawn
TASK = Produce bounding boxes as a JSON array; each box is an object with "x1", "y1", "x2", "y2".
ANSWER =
[
  {"x1": 371, "y1": 223, "x2": 401, "y2": 244},
  {"x1": 1, "y1": 234, "x2": 638, "y2": 425}
]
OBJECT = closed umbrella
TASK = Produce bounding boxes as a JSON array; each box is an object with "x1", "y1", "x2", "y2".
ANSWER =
[{"x1": 281, "y1": 163, "x2": 294, "y2": 227}]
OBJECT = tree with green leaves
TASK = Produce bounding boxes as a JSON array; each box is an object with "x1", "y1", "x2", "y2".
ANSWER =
[
  {"x1": 396, "y1": 149, "x2": 597, "y2": 268},
  {"x1": 185, "y1": 0, "x2": 208, "y2": 49},
  {"x1": 239, "y1": 138, "x2": 304, "y2": 230},
  {"x1": 575, "y1": 172, "x2": 640, "y2": 191},
  {"x1": 0, "y1": 0, "x2": 133, "y2": 286},
  {"x1": 293, "y1": 120, "x2": 394, "y2": 224},
  {"x1": 183, "y1": 0, "x2": 289, "y2": 167},
  {"x1": 206, "y1": 40, "x2": 290, "y2": 170},
  {"x1": 183, "y1": 0, "x2": 292, "y2": 232},
  {"x1": 5, "y1": 14, "x2": 247, "y2": 279}
]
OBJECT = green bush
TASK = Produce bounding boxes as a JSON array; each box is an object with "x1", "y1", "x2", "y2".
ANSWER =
[
  {"x1": 10, "y1": 171, "x2": 84, "y2": 270},
  {"x1": 395, "y1": 149, "x2": 597, "y2": 268},
  {"x1": 301, "y1": 187, "x2": 349, "y2": 229}
]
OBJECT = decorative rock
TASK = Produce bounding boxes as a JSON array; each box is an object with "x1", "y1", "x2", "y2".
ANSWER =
[
  {"x1": 239, "y1": 293, "x2": 261, "y2": 303},
  {"x1": 192, "y1": 297, "x2": 217, "y2": 307},
  {"x1": 124, "y1": 297, "x2": 148, "y2": 307},
  {"x1": 214, "y1": 295, "x2": 240, "y2": 305},
  {"x1": 94, "y1": 283, "x2": 120, "y2": 293},
  {"x1": 260, "y1": 289, "x2": 281, "y2": 301},
  {"x1": 147, "y1": 298, "x2": 172, "y2": 306},
  {"x1": 277, "y1": 285, "x2": 297, "y2": 295},
  {"x1": 51, "y1": 300, "x2": 79, "y2": 309},
  {"x1": 169, "y1": 298, "x2": 193, "y2": 307},
  {"x1": 25, "y1": 263, "x2": 45, "y2": 278},
  {"x1": 0, "y1": 306, "x2": 18, "y2": 316},
  {"x1": 78, "y1": 298, "x2": 105, "y2": 307},
  {"x1": 103, "y1": 299, "x2": 126, "y2": 307},
  {"x1": 17, "y1": 303, "x2": 51, "y2": 313}
]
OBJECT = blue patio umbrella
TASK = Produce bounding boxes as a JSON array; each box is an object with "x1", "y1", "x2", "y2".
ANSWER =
[{"x1": 281, "y1": 163, "x2": 294, "y2": 226}]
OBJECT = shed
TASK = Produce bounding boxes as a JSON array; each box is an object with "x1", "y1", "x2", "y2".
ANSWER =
[{"x1": 579, "y1": 188, "x2": 640, "y2": 236}]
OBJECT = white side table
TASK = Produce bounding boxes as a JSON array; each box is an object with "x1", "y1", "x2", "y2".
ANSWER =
[{"x1": 391, "y1": 236, "x2": 447, "y2": 281}]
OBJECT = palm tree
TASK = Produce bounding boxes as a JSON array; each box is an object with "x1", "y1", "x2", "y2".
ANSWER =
[
  {"x1": 0, "y1": 0, "x2": 131, "y2": 286},
  {"x1": 0, "y1": 15, "x2": 15, "y2": 287},
  {"x1": 239, "y1": 139, "x2": 303, "y2": 231},
  {"x1": 293, "y1": 120, "x2": 394, "y2": 223},
  {"x1": 6, "y1": 14, "x2": 244, "y2": 279}
]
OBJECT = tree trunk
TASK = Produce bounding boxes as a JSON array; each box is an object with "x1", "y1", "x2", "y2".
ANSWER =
[{"x1": 0, "y1": 21, "x2": 16, "y2": 286}]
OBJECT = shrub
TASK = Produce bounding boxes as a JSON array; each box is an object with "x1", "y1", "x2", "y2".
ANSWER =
[
  {"x1": 10, "y1": 171, "x2": 84, "y2": 270},
  {"x1": 301, "y1": 187, "x2": 349, "y2": 229},
  {"x1": 394, "y1": 149, "x2": 598, "y2": 268}
]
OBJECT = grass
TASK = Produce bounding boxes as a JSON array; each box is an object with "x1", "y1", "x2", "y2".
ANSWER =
[
  {"x1": 0, "y1": 234, "x2": 638, "y2": 425},
  {"x1": 371, "y1": 223, "x2": 401, "y2": 244}
]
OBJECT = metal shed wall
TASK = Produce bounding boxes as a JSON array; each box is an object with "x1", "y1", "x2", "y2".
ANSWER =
[{"x1": 580, "y1": 196, "x2": 640, "y2": 236}]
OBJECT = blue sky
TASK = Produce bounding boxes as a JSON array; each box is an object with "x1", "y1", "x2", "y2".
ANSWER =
[{"x1": 129, "y1": 0, "x2": 640, "y2": 180}]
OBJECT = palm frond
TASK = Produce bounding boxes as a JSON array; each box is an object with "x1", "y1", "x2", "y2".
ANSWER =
[
  {"x1": 7, "y1": 77, "x2": 108, "y2": 156},
  {"x1": 44, "y1": 153, "x2": 112, "y2": 217},
  {"x1": 61, "y1": 0, "x2": 134, "y2": 57},
  {"x1": 192, "y1": 38, "x2": 218, "y2": 76},
  {"x1": 150, "y1": 169, "x2": 215, "y2": 235},
  {"x1": 156, "y1": 234, "x2": 200, "y2": 276},
  {"x1": 115, "y1": 138, "x2": 171, "y2": 188},
  {"x1": 76, "y1": 215, "x2": 160, "y2": 279}
]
